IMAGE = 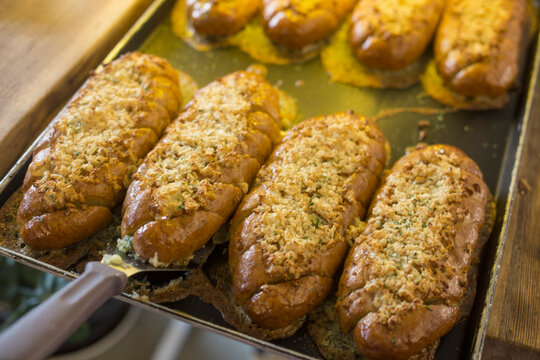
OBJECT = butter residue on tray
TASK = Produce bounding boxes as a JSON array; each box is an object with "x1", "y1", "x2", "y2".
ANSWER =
[
  {"x1": 420, "y1": 61, "x2": 509, "y2": 110},
  {"x1": 321, "y1": 22, "x2": 429, "y2": 89},
  {"x1": 229, "y1": 17, "x2": 322, "y2": 65}
]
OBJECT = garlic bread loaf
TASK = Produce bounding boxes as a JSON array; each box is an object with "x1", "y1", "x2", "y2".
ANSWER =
[
  {"x1": 17, "y1": 52, "x2": 182, "y2": 250},
  {"x1": 187, "y1": 0, "x2": 260, "y2": 36},
  {"x1": 262, "y1": 0, "x2": 357, "y2": 50},
  {"x1": 434, "y1": 0, "x2": 527, "y2": 98},
  {"x1": 337, "y1": 145, "x2": 494, "y2": 360},
  {"x1": 350, "y1": 0, "x2": 445, "y2": 71},
  {"x1": 229, "y1": 111, "x2": 388, "y2": 329},
  {"x1": 121, "y1": 71, "x2": 282, "y2": 266}
]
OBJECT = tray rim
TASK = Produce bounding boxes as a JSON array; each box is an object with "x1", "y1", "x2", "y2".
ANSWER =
[
  {"x1": 0, "y1": 0, "x2": 538, "y2": 358},
  {"x1": 470, "y1": 22, "x2": 540, "y2": 360}
]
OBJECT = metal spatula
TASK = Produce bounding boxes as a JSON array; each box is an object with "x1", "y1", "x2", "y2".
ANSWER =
[{"x1": 0, "y1": 241, "x2": 214, "y2": 360}]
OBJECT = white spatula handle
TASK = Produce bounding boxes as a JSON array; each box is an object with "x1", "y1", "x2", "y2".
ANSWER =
[{"x1": 0, "y1": 261, "x2": 127, "y2": 360}]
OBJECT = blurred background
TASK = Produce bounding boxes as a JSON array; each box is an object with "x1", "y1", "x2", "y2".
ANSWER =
[{"x1": 0, "y1": 258, "x2": 286, "y2": 360}]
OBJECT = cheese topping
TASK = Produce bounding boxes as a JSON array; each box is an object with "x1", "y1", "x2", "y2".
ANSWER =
[
  {"x1": 136, "y1": 72, "x2": 279, "y2": 217},
  {"x1": 253, "y1": 114, "x2": 385, "y2": 278},
  {"x1": 29, "y1": 52, "x2": 179, "y2": 210},
  {"x1": 354, "y1": 0, "x2": 440, "y2": 36},
  {"x1": 442, "y1": 0, "x2": 512, "y2": 59},
  {"x1": 358, "y1": 151, "x2": 468, "y2": 320}
]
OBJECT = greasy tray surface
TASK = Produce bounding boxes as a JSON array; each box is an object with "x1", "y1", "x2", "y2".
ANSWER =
[{"x1": 0, "y1": 0, "x2": 538, "y2": 358}]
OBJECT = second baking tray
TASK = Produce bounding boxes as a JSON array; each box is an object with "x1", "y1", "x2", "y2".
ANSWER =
[{"x1": 0, "y1": 0, "x2": 538, "y2": 358}]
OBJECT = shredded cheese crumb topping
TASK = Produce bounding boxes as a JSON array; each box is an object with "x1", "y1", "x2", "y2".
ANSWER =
[
  {"x1": 357, "y1": 151, "x2": 469, "y2": 320},
  {"x1": 253, "y1": 114, "x2": 385, "y2": 277},
  {"x1": 28, "y1": 52, "x2": 179, "y2": 210},
  {"x1": 136, "y1": 72, "x2": 279, "y2": 218},
  {"x1": 354, "y1": 0, "x2": 440, "y2": 36}
]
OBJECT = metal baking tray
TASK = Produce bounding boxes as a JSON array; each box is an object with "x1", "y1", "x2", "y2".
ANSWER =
[{"x1": 0, "y1": 0, "x2": 538, "y2": 358}]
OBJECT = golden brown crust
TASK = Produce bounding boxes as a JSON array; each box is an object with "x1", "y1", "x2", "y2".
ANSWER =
[
  {"x1": 133, "y1": 211, "x2": 224, "y2": 262},
  {"x1": 262, "y1": 0, "x2": 357, "y2": 49},
  {"x1": 353, "y1": 305, "x2": 458, "y2": 360},
  {"x1": 187, "y1": 0, "x2": 260, "y2": 36},
  {"x1": 349, "y1": 0, "x2": 445, "y2": 71},
  {"x1": 122, "y1": 71, "x2": 281, "y2": 264},
  {"x1": 434, "y1": 0, "x2": 527, "y2": 98},
  {"x1": 307, "y1": 294, "x2": 442, "y2": 360},
  {"x1": 20, "y1": 207, "x2": 113, "y2": 250},
  {"x1": 229, "y1": 111, "x2": 388, "y2": 329},
  {"x1": 336, "y1": 144, "x2": 492, "y2": 360},
  {"x1": 17, "y1": 52, "x2": 182, "y2": 250},
  {"x1": 245, "y1": 274, "x2": 334, "y2": 329}
]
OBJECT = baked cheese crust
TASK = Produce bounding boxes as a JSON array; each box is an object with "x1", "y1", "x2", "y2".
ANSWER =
[
  {"x1": 229, "y1": 111, "x2": 388, "y2": 329},
  {"x1": 349, "y1": 0, "x2": 445, "y2": 70},
  {"x1": 435, "y1": 0, "x2": 527, "y2": 98},
  {"x1": 337, "y1": 144, "x2": 492, "y2": 360},
  {"x1": 122, "y1": 71, "x2": 281, "y2": 265},
  {"x1": 17, "y1": 52, "x2": 182, "y2": 250}
]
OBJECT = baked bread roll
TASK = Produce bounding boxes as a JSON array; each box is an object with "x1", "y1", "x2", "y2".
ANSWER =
[
  {"x1": 434, "y1": 0, "x2": 527, "y2": 98},
  {"x1": 121, "y1": 71, "x2": 281, "y2": 266},
  {"x1": 336, "y1": 144, "x2": 494, "y2": 360},
  {"x1": 349, "y1": 0, "x2": 445, "y2": 71},
  {"x1": 187, "y1": 0, "x2": 260, "y2": 36},
  {"x1": 17, "y1": 52, "x2": 182, "y2": 250},
  {"x1": 262, "y1": 0, "x2": 356, "y2": 49},
  {"x1": 229, "y1": 111, "x2": 388, "y2": 329}
]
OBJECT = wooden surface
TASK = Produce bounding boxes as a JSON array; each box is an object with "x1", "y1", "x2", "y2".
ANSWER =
[
  {"x1": 0, "y1": 1, "x2": 539, "y2": 358},
  {"x1": 483, "y1": 66, "x2": 540, "y2": 358},
  {"x1": 0, "y1": 0, "x2": 153, "y2": 178}
]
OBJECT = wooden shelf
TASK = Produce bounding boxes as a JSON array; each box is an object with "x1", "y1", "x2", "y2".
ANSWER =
[
  {"x1": 0, "y1": 0, "x2": 153, "y2": 177},
  {"x1": 483, "y1": 66, "x2": 540, "y2": 359}
]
